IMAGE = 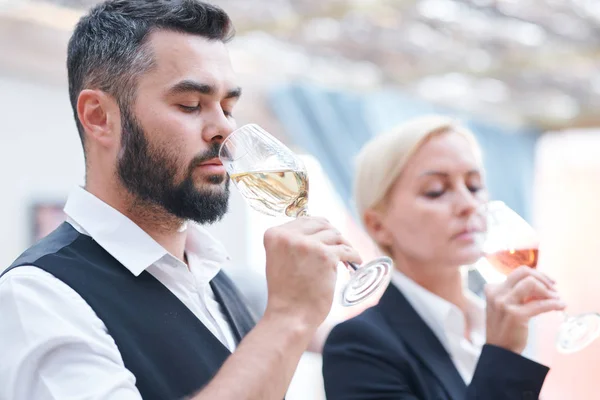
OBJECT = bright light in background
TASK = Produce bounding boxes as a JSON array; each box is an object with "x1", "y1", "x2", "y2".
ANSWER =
[
  {"x1": 0, "y1": 1, "x2": 82, "y2": 31},
  {"x1": 591, "y1": 74, "x2": 600, "y2": 94},
  {"x1": 465, "y1": 49, "x2": 493, "y2": 72},
  {"x1": 417, "y1": 0, "x2": 463, "y2": 22},
  {"x1": 572, "y1": 0, "x2": 600, "y2": 23},
  {"x1": 475, "y1": 78, "x2": 510, "y2": 103},
  {"x1": 533, "y1": 129, "x2": 600, "y2": 400},
  {"x1": 0, "y1": 0, "x2": 26, "y2": 12}
]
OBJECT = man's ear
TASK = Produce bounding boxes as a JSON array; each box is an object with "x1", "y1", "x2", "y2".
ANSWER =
[{"x1": 77, "y1": 89, "x2": 120, "y2": 148}]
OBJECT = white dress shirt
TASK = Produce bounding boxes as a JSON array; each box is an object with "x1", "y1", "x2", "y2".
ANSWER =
[
  {"x1": 390, "y1": 270, "x2": 486, "y2": 384},
  {"x1": 0, "y1": 186, "x2": 237, "y2": 400}
]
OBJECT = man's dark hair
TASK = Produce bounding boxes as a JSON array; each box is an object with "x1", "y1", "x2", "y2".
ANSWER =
[{"x1": 67, "y1": 0, "x2": 235, "y2": 147}]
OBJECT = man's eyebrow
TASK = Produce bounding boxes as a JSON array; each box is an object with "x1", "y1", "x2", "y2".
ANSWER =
[{"x1": 167, "y1": 80, "x2": 242, "y2": 100}]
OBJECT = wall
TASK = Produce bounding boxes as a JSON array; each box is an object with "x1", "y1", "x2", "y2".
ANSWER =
[
  {"x1": 534, "y1": 130, "x2": 600, "y2": 398},
  {"x1": 0, "y1": 76, "x2": 252, "y2": 271},
  {"x1": 0, "y1": 77, "x2": 84, "y2": 267}
]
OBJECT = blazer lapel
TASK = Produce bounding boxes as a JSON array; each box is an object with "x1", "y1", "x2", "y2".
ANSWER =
[{"x1": 378, "y1": 285, "x2": 467, "y2": 399}]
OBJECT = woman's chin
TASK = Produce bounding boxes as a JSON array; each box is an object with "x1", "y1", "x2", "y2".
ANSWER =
[{"x1": 453, "y1": 247, "x2": 483, "y2": 267}]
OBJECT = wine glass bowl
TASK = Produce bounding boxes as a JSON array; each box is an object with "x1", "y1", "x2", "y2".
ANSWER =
[
  {"x1": 481, "y1": 201, "x2": 540, "y2": 274},
  {"x1": 480, "y1": 201, "x2": 600, "y2": 353},
  {"x1": 219, "y1": 124, "x2": 393, "y2": 307},
  {"x1": 220, "y1": 125, "x2": 308, "y2": 218}
]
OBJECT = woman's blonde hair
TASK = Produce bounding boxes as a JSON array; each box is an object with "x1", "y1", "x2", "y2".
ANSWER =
[{"x1": 353, "y1": 114, "x2": 482, "y2": 220}]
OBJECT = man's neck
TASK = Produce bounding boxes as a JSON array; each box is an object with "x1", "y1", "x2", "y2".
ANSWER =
[{"x1": 85, "y1": 182, "x2": 188, "y2": 262}]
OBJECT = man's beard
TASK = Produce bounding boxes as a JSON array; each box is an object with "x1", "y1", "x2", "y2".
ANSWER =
[{"x1": 116, "y1": 108, "x2": 229, "y2": 224}]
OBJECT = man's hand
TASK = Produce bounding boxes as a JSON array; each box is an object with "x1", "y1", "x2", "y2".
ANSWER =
[{"x1": 263, "y1": 216, "x2": 362, "y2": 329}]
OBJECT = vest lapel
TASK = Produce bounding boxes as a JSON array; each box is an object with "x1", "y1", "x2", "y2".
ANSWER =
[{"x1": 210, "y1": 271, "x2": 257, "y2": 344}]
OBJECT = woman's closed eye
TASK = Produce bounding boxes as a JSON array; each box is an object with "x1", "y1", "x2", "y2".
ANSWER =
[
  {"x1": 423, "y1": 184, "x2": 446, "y2": 198},
  {"x1": 424, "y1": 184, "x2": 483, "y2": 198},
  {"x1": 424, "y1": 190, "x2": 444, "y2": 198}
]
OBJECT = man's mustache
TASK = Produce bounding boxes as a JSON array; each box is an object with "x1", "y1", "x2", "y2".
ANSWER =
[{"x1": 189, "y1": 143, "x2": 222, "y2": 170}]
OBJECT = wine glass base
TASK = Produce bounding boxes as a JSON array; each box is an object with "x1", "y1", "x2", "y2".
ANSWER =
[
  {"x1": 556, "y1": 312, "x2": 600, "y2": 354},
  {"x1": 342, "y1": 257, "x2": 393, "y2": 307}
]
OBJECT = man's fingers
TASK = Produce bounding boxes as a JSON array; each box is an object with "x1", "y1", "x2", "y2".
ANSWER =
[
  {"x1": 331, "y1": 244, "x2": 362, "y2": 266},
  {"x1": 292, "y1": 216, "x2": 332, "y2": 235},
  {"x1": 311, "y1": 228, "x2": 347, "y2": 246}
]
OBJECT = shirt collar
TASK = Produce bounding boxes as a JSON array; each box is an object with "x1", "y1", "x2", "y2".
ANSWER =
[
  {"x1": 63, "y1": 186, "x2": 230, "y2": 278},
  {"x1": 390, "y1": 269, "x2": 485, "y2": 349},
  {"x1": 184, "y1": 223, "x2": 230, "y2": 283},
  {"x1": 463, "y1": 290, "x2": 486, "y2": 344}
]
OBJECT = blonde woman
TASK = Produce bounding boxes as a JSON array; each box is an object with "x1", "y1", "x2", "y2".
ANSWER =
[{"x1": 322, "y1": 115, "x2": 564, "y2": 400}]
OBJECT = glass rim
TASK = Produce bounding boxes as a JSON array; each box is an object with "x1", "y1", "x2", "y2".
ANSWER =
[{"x1": 218, "y1": 123, "x2": 262, "y2": 160}]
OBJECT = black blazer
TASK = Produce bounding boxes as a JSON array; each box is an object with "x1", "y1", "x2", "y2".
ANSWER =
[{"x1": 323, "y1": 284, "x2": 549, "y2": 400}]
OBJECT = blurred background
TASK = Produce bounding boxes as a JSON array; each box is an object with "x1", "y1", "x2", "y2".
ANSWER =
[{"x1": 1, "y1": 0, "x2": 600, "y2": 398}]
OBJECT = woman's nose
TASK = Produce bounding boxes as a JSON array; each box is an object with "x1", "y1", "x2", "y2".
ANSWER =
[{"x1": 455, "y1": 187, "x2": 481, "y2": 216}]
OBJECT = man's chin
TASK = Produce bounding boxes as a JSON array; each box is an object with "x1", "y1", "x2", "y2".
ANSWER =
[
  {"x1": 193, "y1": 181, "x2": 229, "y2": 196},
  {"x1": 174, "y1": 194, "x2": 230, "y2": 225}
]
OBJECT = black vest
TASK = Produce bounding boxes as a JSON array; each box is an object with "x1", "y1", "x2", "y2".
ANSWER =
[{"x1": 4, "y1": 223, "x2": 256, "y2": 400}]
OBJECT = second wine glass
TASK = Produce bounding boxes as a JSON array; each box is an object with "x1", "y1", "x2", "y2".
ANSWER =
[
  {"x1": 480, "y1": 201, "x2": 600, "y2": 354},
  {"x1": 219, "y1": 124, "x2": 393, "y2": 307}
]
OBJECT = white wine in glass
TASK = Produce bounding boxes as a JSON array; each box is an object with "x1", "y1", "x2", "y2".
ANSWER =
[
  {"x1": 481, "y1": 201, "x2": 600, "y2": 354},
  {"x1": 230, "y1": 169, "x2": 309, "y2": 218},
  {"x1": 220, "y1": 124, "x2": 393, "y2": 307}
]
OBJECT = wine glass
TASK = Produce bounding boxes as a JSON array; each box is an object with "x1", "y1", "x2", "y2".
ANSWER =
[
  {"x1": 480, "y1": 200, "x2": 600, "y2": 353},
  {"x1": 219, "y1": 124, "x2": 393, "y2": 307}
]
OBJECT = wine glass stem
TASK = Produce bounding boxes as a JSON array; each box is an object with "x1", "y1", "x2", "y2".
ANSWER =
[
  {"x1": 296, "y1": 208, "x2": 358, "y2": 272},
  {"x1": 346, "y1": 262, "x2": 359, "y2": 271},
  {"x1": 297, "y1": 208, "x2": 309, "y2": 217}
]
